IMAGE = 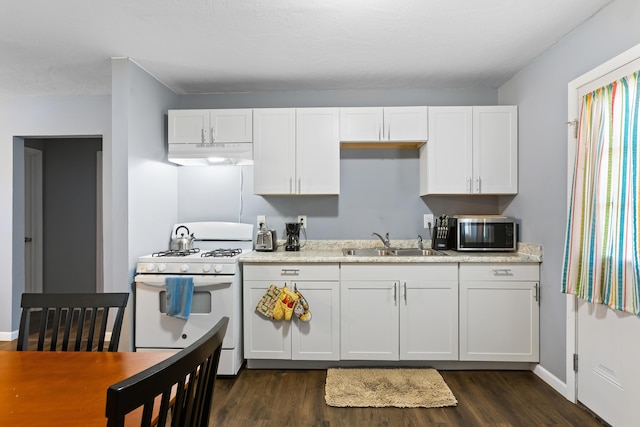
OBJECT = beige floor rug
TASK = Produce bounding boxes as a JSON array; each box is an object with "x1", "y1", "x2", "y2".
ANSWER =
[{"x1": 325, "y1": 368, "x2": 458, "y2": 408}]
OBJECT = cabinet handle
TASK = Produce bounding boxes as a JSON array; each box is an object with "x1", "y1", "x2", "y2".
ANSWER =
[
  {"x1": 403, "y1": 282, "x2": 407, "y2": 303},
  {"x1": 466, "y1": 177, "x2": 472, "y2": 193},
  {"x1": 475, "y1": 177, "x2": 480, "y2": 193},
  {"x1": 281, "y1": 269, "x2": 300, "y2": 276},
  {"x1": 534, "y1": 283, "x2": 540, "y2": 302},
  {"x1": 491, "y1": 269, "x2": 513, "y2": 276},
  {"x1": 210, "y1": 127, "x2": 215, "y2": 144},
  {"x1": 393, "y1": 282, "x2": 397, "y2": 303},
  {"x1": 201, "y1": 128, "x2": 206, "y2": 145}
]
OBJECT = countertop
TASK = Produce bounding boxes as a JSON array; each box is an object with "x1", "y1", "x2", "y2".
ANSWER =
[{"x1": 239, "y1": 240, "x2": 542, "y2": 264}]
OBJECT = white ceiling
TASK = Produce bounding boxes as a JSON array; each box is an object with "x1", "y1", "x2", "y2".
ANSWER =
[{"x1": 0, "y1": 0, "x2": 612, "y2": 97}]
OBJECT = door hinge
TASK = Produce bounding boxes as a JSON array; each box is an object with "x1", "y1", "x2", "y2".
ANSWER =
[
  {"x1": 573, "y1": 353, "x2": 578, "y2": 372},
  {"x1": 566, "y1": 119, "x2": 578, "y2": 138}
]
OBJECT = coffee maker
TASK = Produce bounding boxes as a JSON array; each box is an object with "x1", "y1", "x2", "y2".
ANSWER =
[{"x1": 284, "y1": 222, "x2": 301, "y2": 251}]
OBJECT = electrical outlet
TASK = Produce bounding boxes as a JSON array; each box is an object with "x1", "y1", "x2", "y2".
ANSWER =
[
  {"x1": 424, "y1": 214, "x2": 434, "y2": 229},
  {"x1": 257, "y1": 215, "x2": 266, "y2": 228},
  {"x1": 298, "y1": 215, "x2": 307, "y2": 229}
]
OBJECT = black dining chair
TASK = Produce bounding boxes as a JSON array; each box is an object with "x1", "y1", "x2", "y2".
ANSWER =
[
  {"x1": 17, "y1": 292, "x2": 129, "y2": 352},
  {"x1": 105, "y1": 317, "x2": 228, "y2": 427}
]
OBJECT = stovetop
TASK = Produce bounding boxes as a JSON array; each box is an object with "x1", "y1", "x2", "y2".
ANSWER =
[
  {"x1": 151, "y1": 248, "x2": 244, "y2": 258},
  {"x1": 135, "y1": 221, "x2": 254, "y2": 275}
]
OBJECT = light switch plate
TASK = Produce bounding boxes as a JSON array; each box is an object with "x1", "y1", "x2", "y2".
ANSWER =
[
  {"x1": 298, "y1": 215, "x2": 307, "y2": 229},
  {"x1": 424, "y1": 214, "x2": 434, "y2": 229},
  {"x1": 257, "y1": 215, "x2": 266, "y2": 228}
]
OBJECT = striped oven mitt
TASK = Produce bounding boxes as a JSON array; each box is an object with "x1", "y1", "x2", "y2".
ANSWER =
[{"x1": 255, "y1": 284, "x2": 281, "y2": 319}]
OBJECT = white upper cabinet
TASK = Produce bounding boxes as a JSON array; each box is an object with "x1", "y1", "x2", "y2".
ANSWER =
[
  {"x1": 340, "y1": 107, "x2": 428, "y2": 143},
  {"x1": 168, "y1": 109, "x2": 252, "y2": 145},
  {"x1": 253, "y1": 108, "x2": 340, "y2": 195},
  {"x1": 419, "y1": 105, "x2": 517, "y2": 195}
]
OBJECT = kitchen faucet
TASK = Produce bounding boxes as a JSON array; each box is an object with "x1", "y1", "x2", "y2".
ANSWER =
[
  {"x1": 417, "y1": 235, "x2": 424, "y2": 250},
  {"x1": 372, "y1": 232, "x2": 391, "y2": 248}
]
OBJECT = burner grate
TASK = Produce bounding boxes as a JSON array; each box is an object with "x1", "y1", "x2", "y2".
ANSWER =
[
  {"x1": 152, "y1": 248, "x2": 200, "y2": 257},
  {"x1": 201, "y1": 248, "x2": 243, "y2": 258}
]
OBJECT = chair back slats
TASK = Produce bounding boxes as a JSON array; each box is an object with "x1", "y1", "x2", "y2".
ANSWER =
[
  {"x1": 105, "y1": 317, "x2": 228, "y2": 427},
  {"x1": 17, "y1": 293, "x2": 129, "y2": 352}
]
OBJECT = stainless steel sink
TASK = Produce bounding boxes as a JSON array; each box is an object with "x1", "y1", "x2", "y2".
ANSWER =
[
  {"x1": 342, "y1": 248, "x2": 445, "y2": 257},
  {"x1": 342, "y1": 248, "x2": 397, "y2": 256},
  {"x1": 393, "y1": 248, "x2": 443, "y2": 256}
]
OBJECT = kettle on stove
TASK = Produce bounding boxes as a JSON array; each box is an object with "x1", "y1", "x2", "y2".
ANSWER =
[{"x1": 255, "y1": 223, "x2": 277, "y2": 252}]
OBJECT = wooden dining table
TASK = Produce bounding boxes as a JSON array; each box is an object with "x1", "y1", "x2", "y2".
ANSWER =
[{"x1": 0, "y1": 350, "x2": 173, "y2": 426}]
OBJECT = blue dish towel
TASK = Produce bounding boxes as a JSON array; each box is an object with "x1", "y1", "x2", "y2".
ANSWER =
[{"x1": 165, "y1": 276, "x2": 194, "y2": 319}]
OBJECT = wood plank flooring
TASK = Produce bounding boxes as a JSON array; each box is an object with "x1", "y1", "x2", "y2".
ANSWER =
[{"x1": 210, "y1": 368, "x2": 605, "y2": 426}]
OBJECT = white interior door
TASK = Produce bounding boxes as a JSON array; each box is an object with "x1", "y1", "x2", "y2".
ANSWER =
[
  {"x1": 24, "y1": 147, "x2": 43, "y2": 294},
  {"x1": 567, "y1": 45, "x2": 640, "y2": 426}
]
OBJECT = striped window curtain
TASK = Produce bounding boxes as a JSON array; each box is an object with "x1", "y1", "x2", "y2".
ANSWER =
[{"x1": 562, "y1": 71, "x2": 640, "y2": 315}]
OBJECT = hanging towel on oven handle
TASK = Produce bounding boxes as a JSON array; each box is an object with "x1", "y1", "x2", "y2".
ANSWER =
[{"x1": 165, "y1": 276, "x2": 194, "y2": 319}]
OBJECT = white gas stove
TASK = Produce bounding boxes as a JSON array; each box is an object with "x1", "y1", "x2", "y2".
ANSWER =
[{"x1": 134, "y1": 221, "x2": 253, "y2": 376}]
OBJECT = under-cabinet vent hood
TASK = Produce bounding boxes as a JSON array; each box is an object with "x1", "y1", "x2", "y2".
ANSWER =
[
  {"x1": 167, "y1": 109, "x2": 254, "y2": 166},
  {"x1": 168, "y1": 142, "x2": 253, "y2": 166}
]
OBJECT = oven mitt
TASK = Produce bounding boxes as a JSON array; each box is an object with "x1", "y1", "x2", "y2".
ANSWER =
[
  {"x1": 273, "y1": 286, "x2": 298, "y2": 321},
  {"x1": 294, "y1": 289, "x2": 312, "y2": 322},
  {"x1": 256, "y1": 284, "x2": 281, "y2": 319}
]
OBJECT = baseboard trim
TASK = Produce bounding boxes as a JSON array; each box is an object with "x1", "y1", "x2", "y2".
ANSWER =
[
  {"x1": 0, "y1": 330, "x2": 19, "y2": 341},
  {"x1": 533, "y1": 364, "x2": 573, "y2": 401}
]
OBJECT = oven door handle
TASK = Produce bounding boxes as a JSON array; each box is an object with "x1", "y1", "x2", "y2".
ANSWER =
[{"x1": 134, "y1": 275, "x2": 233, "y2": 287}]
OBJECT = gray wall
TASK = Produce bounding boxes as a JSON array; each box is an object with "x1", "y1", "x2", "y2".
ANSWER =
[
  {"x1": 499, "y1": 0, "x2": 640, "y2": 382},
  {"x1": 175, "y1": 89, "x2": 503, "y2": 240},
  {"x1": 40, "y1": 138, "x2": 101, "y2": 293},
  {"x1": 1, "y1": 95, "x2": 112, "y2": 335}
]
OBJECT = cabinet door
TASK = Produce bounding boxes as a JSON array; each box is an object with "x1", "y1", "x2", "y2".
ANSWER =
[
  {"x1": 243, "y1": 281, "x2": 291, "y2": 359},
  {"x1": 340, "y1": 280, "x2": 399, "y2": 360},
  {"x1": 291, "y1": 281, "x2": 340, "y2": 361},
  {"x1": 459, "y1": 280, "x2": 539, "y2": 362},
  {"x1": 473, "y1": 106, "x2": 518, "y2": 194},
  {"x1": 339, "y1": 107, "x2": 383, "y2": 142},
  {"x1": 168, "y1": 109, "x2": 209, "y2": 145},
  {"x1": 296, "y1": 108, "x2": 340, "y2": 195},
  {"x1": 210, "y1": 109, "x2": 253, "y2": 143},
  {"x1": 400, "y1": 278, "x2": 458, "y2": 360},
  {"x1": 420, "y1": 106, "x2": 473, "y2": 195},
  {"x1": 384, "y1": 107, "x2": 428, "y2": 141},
  {"x1": 253, "y1": 108, "x2": 296, "y2": 195}
]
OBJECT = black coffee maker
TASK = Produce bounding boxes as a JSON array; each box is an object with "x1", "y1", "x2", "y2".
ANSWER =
[{"x1": 285, "y1": 222, "x2": 301, "y2": 251}]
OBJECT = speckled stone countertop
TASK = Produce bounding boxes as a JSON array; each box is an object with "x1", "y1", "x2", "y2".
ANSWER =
[{"x1": 239, "y1": 240, "x2": 542, "y2": 264}]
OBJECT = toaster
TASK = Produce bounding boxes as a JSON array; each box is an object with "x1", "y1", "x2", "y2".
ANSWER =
[{"x1": 255, "y1": 227, "x2": 277, "y2": 252}]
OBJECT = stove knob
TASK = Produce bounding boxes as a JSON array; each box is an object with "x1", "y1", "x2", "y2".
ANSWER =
[
  {"x1": 214, "y1": 264, "x2": 223, "y2": 273},
  {"x1": 202, "y1": 264, "x2": 212, "y2": 273},
  {"x1": 181, "y1": 264, "x2": 189, "y2": 273},
  {"x1": 158, "y1": 264, "x2": 166, "y2": 273},
  {"x1": 145, "y1": 263, "x2": 155, "y2": 272}
]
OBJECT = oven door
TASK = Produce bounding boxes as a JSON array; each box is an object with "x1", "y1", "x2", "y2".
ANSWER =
[{"x1": 134, "y1": 274, "x2": 236, "y2": 350}]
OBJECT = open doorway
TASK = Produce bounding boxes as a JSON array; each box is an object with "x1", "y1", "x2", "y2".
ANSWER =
[{"x1": 23, "y1": 137, "x2": 103, "y2": 294}]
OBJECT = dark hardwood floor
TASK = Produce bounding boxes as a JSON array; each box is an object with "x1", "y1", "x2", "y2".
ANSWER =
[
  {"x1": 1, "y1": 324, "x2": 604, "y2": 427},
  {"x1": 210, "y1": 368, "x2": 604, "y2": 426}
]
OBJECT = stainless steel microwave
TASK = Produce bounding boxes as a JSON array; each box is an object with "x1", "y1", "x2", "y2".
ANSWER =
[{"x1": 453, "y1": 215, "x2": 517, "y2": 252}]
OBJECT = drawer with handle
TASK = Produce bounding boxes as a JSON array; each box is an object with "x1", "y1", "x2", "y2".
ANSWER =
[
  {"x1": 243, "y1": 263, "x2": 339, "y2": 281},
  {"x1": 459, "y1": 263, "x2": 539, "y2": 281}
]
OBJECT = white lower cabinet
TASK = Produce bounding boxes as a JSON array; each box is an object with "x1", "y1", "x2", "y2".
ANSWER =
[
  {"x1": 459, "y1": 263, "x2": 540, "y2": 362},
  {"x1": 243, "y1": 264, "x2": 340, "y2": 361},
  {"x1": 340, "y1": 264, "x2": 458, "y2": 361}
]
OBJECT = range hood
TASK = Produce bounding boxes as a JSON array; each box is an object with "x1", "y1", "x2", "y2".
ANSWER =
[{"x1": 168, "y1": 142, "x2": 253, "y2": 166}]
